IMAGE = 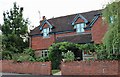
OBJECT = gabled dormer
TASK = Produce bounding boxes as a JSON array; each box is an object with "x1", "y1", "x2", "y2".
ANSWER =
[
  {"x1": 72, "y1": 14, "x2": 88, "y2": 25},
  {"x1": 39, "y1": 16, "x2": 53, "y2": 38},
  {"x1": 72, "y1": 14, "x2": 88, "y2": 33}
]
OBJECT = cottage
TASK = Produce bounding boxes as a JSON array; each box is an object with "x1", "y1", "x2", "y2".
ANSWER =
[{"x1": 29, "y1": 10, "x2": 108, "y2": 59}]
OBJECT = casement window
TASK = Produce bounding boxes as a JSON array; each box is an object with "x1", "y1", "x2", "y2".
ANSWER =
[
  {"x1": 110, "y1": 15, "x2": 117, "y2": 24},
  {"x1": 74, "y1": 23, "x2": 85, "y2": 33},
  {"x1": 42, "y1": 50, "x2": 48, "y2": 57},
  {"x1": 42, "y1": 28, "x2": 49, "y2": 37},
  {"x1": 110, "y1": 16, "x2": 114, "y2": 23}
]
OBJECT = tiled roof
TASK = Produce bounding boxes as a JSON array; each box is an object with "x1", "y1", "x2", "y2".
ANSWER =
[
  {"x1": 56, "y1": 33, "x2": 93, "y2": 44},
  {"x1": 29, "y1": 10, "x2": 102, "y2": 35}
]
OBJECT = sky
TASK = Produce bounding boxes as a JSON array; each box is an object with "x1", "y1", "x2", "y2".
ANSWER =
[{"x1": 0, "y1": 0, "x2": 112, "y2": 30}]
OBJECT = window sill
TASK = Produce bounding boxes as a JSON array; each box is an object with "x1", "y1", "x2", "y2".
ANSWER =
[
  {"x1": 43, "y1": 36, "x2": 50, "y2": 38},
  {"x1": 77, "y1": 32, "x2": 85, "y2": 34}
]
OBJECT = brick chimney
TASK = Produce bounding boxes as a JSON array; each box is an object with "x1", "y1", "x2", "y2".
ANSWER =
[
  {"x1": 42, "y1": 16, "x2": 46, "y2": 20},
  {"x1": 40, "y1": 16, "x2": 46, "y2": 25}
]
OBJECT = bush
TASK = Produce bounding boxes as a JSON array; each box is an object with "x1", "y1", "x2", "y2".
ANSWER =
[
  {"x1": 23, "y1": 48, "x2": 35, "y2": 57},
  {"x1": 64, "y1": 51, "x2": 75, "y2": 62},
  {"x1": 36, "y1": 57, "x2": 48, "y2": 62},
  {"x1": 2, "y1": 50, "x2": 12, "y2": 60},
  {"x1": 16, "y1": 54, "x2": 36, "y2": 62}
]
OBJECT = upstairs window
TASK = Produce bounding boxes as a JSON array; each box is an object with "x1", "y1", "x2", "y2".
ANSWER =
[
  {"x1": 74, "y1": 23, "x2": 85, "y2": 33},
  {"x1": 42, "y1": 28, "x2": 49, "y2": 37}
]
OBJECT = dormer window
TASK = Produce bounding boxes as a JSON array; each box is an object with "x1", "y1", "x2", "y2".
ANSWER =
[
  {"x1": 42, "y1": 28, "x2": 49, "y2": 37},
  {"x1": 74, "y1": 23, "x2": 85, "y2": 33}
]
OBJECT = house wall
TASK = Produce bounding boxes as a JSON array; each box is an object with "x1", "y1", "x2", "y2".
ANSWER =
[
  {"x1": 31, "y1": 35, "x2": 55, "y2": 50},
  {"x1": 1, "y1": 60, "x2": 51, "y2": 75},
  {"x1": 30, "y1": 16, "x2": 107, "y2": 52},
  {"x1": 91, "y1": 16, "x2": 108, "y2": 44},
  {"x1": 61, "y1": 60, "x2": 119, "y2": 75},
  {"x1": 31, "y1": 32, "x2": 75, "y2": 50},
  {"x1": 43, "y1": 23, "x2": 49, "y2": 28},
  {"x1": 31, "y1": 29, "x2": 91, "y2": 51},
  {"x1": 75, "y1": 18, "x2": 84, "y2": 23}
]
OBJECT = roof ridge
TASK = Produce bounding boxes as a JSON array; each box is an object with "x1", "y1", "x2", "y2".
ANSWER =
[{"x1": 47, "y1": 9, "x2": 102, "y2": 20}]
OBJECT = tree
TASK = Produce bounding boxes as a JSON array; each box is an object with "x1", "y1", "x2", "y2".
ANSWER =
[
  {"x1": 2, "y1": 2, "x2": 29, "y2": 53},
  {"x1": 103, "y1": 1, "x2": 120, "y2": 59}
]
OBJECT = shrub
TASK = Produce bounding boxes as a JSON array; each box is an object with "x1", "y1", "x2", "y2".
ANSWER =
[
  {"x1": 36, "y1": 57, "x2": 48, "y2": 62},
  {"x1": 64, "y1": 51, "x2": 75, "y2": 62},
  {"x1": 2, "y1": 50, "x2": 12, "y2": 60},
  {"x1": 23, "y1": 48, "x2": 35, "y2": 57}
]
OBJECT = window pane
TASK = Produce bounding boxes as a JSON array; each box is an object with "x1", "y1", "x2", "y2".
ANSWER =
[
  {"x1": 76, "y1": 24, "x2": 81, "y2": 33},
  {"x1": 80, "y1": 23, "x2": 85, "y2": 32},
  {"x1": 42, "y1": 50, "x2": 48, "y2": 57},
  {"x1": 75, "y1": 23, "x2": 85, "y2": 33},
  {"x1": 43, "y1": 28, "x2": 49, "y2": 37}
]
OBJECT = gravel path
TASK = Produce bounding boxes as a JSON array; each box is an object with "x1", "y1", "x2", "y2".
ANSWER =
[{"x1": 53, "y1": 71, "x2": 61, "y2": 75}]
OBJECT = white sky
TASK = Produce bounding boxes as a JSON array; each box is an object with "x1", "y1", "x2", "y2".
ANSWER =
[{"x1": 0, "y1": 0, "x2": 112, "y2": 29}]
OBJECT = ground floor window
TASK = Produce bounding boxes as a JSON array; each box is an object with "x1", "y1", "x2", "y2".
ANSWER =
[{"x1": 42, "y1": 50, "x2": 48, "y2": 57}]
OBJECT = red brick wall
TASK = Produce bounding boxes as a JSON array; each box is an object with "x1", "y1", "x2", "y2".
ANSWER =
[
  {"x1": 1, "y1": 60, "x2": 51, "y2": 75},
  {"x1": 85, "y1": 29, "x2": 91, "y2": 33},
  {"x1": 31, "y1": 32, "x2": 76, "y2": 50},
  {"x1": 61, "y1": 60, "x2": 119, "y2": 75},
  {"x1": 31, "y1": 30, "x2": 91, "y2": 51},
  {"x1": 31, "y1": 35, "x2": 55, "y2": 50},
  {"x1": 43, "y1": 23, "x2": 49, "y2": 28},
  {"x1": 75, "y1": 18, "x2": 84, "y2": 23},
  {"x1": 91, "y1": 16, "x2": 108, "y2": 44}
]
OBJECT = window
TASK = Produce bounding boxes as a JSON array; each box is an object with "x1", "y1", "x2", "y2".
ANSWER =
[
  {"x1": 74, "y1": 23, "x2": 85, "y2": 33},
  {"x1": 110, "y1": 16, "x2": 114, "y2": 23},
  {"x1": 42, "y1": 28, "x2": 49, "y2": 37},
  {"x1": 42, "y1": 50, "x2": 48, "y2": 57}
]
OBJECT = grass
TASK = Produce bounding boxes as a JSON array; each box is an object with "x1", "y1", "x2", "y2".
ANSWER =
[{"x1": 52, "y1": 69, "x2": 60, "y2": 74}]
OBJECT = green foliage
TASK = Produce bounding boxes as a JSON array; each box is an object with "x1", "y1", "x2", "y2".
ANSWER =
[
  {"x1": 64, "y1": 51, "x2": 75, "y2": 62},
  {"x1": 78, "y1": 44, "x2": 95, "y2": 52},
  {"x1": 12, "y1": 53, "x2": 36, "y2": 62},
  {"x1": 12, "y1": 48, "x2": 48, "y2": 62},
  {"x1": 23, "y1": 48, "x2": 35, "y2": 57},
  {"x1": 48, "y1": 42, "x2": 80, "y2": 69},
  {"x1": 94, "y1": 44, "x2": 107, "y2": 60},
  {"x1": 2, "y1": 2, "x2": 29, "y2": 53},
  {"x1": 102, "y1": 1, "x2": 120, "y2": 59},
  {"x1": 2, "y1": 50, "x2": 13, "y2": 60},
  {"x1": 36, "y1": 57, "x2": 48, "y2": 62}
]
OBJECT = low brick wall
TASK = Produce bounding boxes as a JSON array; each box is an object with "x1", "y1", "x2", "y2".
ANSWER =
[
  {"x1": 61, "y1": 60, "x2": 119, "y2": 75},
  {"x1": 0, "y1": 60, "x2": 51, "y2": 75}
]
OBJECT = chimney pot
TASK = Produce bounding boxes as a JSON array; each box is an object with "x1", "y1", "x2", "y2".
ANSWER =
[{"x1": 43, "y1": 16, "x2": 46, "y2": 20}]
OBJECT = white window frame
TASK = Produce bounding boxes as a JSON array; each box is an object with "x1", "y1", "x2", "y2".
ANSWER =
[
  {"x1": 42, "y1": 50, "x2": 48, "y2": 57},
  {"x1": 42, "y1": 28, "x2": 49, "y2": 37},
  {"x1": 74, "y1": 23, "x2": 85, "y2": 33}
]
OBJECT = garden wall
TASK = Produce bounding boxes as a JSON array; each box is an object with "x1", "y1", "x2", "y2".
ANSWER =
[
  {"x1": 0, "y1": 60, "x2": 51, "y2": 75},
  {"x1": 61, "y1": 60, "x2": 120, "y2": 76}
]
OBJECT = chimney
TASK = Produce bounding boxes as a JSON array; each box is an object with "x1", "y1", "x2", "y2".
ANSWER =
[
  {"x1": 42, "y1": 16, "x2": 46, "y2": 20},
  {"x1": 40, "y1": 16, "x2": 46, "y2": 25}
]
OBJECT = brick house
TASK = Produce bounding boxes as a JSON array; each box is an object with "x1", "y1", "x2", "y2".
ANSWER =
[{"x1": 29, "y1": 10, "x2": 108, "y2": 59}]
